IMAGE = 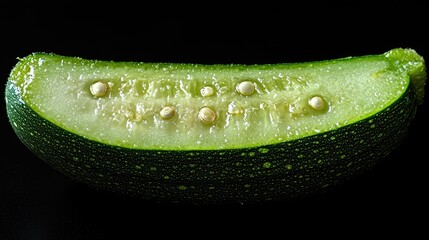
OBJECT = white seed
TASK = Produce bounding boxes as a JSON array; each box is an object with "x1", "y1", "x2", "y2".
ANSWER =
[
  {"x1": 200, "y1": 86, "x2": 215, "y2": 97},
  {"x1": 236, "y1": 81, "x2": 255, "y2": 96},
  {"x1": 198, "y1": 107, "x2": 216, "y2": 124},
  {"x1": 308, "y1": 96, "x2": 325, "y2": 110},
  {"x1": 90, "y1": 81, "x2": 108, "y2": 97},
  {"x1": 160, "y1": 106, "x2": 175, "y2": 120}
]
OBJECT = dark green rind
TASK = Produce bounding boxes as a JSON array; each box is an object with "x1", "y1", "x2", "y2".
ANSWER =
[{"x1": 5, "y1": 80, "x2": 417, "y2": 204}]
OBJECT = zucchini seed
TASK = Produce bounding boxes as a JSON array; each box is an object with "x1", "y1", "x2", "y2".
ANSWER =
[
  {"x1": 160, "y1": 106, "x2": 175, "y2": 120},
  {"x1": 236, "y1": 81, "x2": 255, "y2": 96},
  {"x1": 308, "y1": 96, "x2": 325, "y2": 110},
  {"x1": 198, "y1": 107, "x2": 216, "y2": 124},
  {"x1": 90, "y1": 81, "x2": 108, "y2": 97}
]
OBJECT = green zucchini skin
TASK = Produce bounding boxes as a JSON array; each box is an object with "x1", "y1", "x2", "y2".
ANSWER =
[{"x1": 5, "y1": 80, "x2": 417, "y2": 204}]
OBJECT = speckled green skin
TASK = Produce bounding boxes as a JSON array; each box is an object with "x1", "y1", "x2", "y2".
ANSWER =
[{"x1": 5, "y1": 80, "x2": 417, "y2": 204}]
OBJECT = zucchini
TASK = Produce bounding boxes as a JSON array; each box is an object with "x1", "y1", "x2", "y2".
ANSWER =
[{"x1": 5, "y1": 48, "x2": 426, "y2": 204}]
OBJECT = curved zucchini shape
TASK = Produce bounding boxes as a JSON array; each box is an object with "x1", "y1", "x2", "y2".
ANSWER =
[{"x1": 5, "y1": 48, "x2": 426, "y2": 204}]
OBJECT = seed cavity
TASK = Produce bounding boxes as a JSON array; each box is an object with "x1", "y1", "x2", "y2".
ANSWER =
[
  {"x1": 236, "y1": 81, "x2": 255, "y2": 96},
  {"x1": 159, "y1": 106, "x2": 175, "y2": 120},
  {"x1": 200, "y1": 86, "x2": 215, "y2": 97},
  {"x1": 90, "y1": 81, "x2": 109, "y2": 97},
  {"x1": 308, "y1": 96, "x2": 325, "y2": 110},
  {"x1": 198, "y1": 107, "x2": 216, "y2": 124}
]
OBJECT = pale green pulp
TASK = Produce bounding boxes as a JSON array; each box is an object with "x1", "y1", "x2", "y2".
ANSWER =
[{"x1": 10, "y1": 51, "x2": 413, "y2": 150}]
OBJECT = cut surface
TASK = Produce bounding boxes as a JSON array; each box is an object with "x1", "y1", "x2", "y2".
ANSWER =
[{"x1": 9, "y1": 49, "x2": 421, "y2": 150}]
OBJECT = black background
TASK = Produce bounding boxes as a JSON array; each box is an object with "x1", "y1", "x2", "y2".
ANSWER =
[{"x1": 1, "y1": 2, "x2": 428, "y2": 239}]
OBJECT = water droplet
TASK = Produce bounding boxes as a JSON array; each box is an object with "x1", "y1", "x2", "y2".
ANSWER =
[
  {"x1": 200, "y1": 86, "x2": 215, "y2": 97},
  {"x1": 227, "y1": 101, "x2": 242, "y2": 115}
]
